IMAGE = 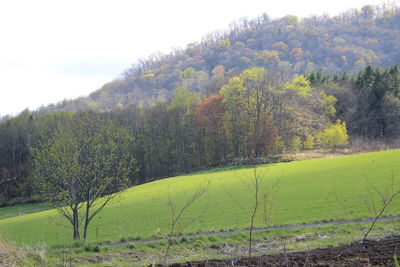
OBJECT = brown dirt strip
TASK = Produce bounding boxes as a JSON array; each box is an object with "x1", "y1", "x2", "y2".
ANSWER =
[{"x1": 163, "y1": 235, "x2": 400, "y2": 266}]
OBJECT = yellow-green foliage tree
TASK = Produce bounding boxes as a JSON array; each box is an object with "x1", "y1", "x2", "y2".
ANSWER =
[
  {"x1": 290, "y1": 135, "x2": 302, "y2": 152},
  {"x1": 318, "y1": 120, "x2": 349, "y2": 149},
  {"x1": 285, "y1": 75, "x2": 312, "y2": 96},
  {"x1": 303, "y1": 136, "x2": 315, "y2": 150},
  {"x1": 220, "y1": 77, "x2": 249, "y2": 157},
  {"x1": 240, "y1": 67, "x2": 272, "y2": 157},
  {"x1": 320, "y1": 91, "x2": 337, "y2": 118},
  {"x1": 32, "y1": 112, "x2": 135, "y2": 241}
]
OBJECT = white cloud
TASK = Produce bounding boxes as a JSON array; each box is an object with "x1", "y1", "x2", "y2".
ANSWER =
[{"x1": 0, "y1": 64, "x2": 111, "y2": 116}]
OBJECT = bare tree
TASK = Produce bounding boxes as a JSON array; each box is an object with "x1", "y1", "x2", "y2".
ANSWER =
[
  {"x1": 223, "y1": 167, "x2": 279, "y2": 264},
  {"x1": 248, "y1": 168, "x2": 261, "y2": 263},
  {"x1": 248, "y1": 168, "x2": 279, "y2": 263},
  {"x1": 163, "y1": 183, "x2": 208, "y2": 265},
  {"x1": 361, "y1": 173, "x2": 400, "y2": 243},
  {"x1": 333, "y1": 171, "x2": 400, "y2": 244}
]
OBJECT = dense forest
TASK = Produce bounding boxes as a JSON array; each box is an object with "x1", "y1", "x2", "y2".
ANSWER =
[
  {"x1": 1, "y1": 4, "x2": 400, "y2": 204},
  {"x1": 1, "y1": 64, "x2": 399, "y2": 204},
  {"x1": 41, "y1": 3, "x2": 400, "y2": 112}
]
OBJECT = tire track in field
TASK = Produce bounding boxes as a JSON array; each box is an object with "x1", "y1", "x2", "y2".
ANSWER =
[{"x1": 106, "y1": 215, "x2": 400, "y2": 247}]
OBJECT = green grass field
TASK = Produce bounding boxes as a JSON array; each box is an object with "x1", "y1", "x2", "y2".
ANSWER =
[
  {"x1": 0, "y1": 203, "x2": 50, "y2": 220},
  {"x1": 1, "y1": 149, "x2": 400, "y2": 247}
]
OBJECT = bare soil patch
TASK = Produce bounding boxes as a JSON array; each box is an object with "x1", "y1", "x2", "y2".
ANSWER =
[{"x1": 165, "y1": 236, "x2": 400, "y2": 266}]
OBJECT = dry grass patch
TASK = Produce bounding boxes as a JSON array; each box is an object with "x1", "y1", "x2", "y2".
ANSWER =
[{"x1": 0, "y1": 240, "x2": 26, "y2": 267}]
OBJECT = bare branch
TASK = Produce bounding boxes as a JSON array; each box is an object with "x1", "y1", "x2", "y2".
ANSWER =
[
  {"x1": 163, "y1": 182, "x2": 208, "y2": 265},
  {"x1": 362, "y1": 172, "x2": 400, "y2": 243},
  {"x1": 0, "y1": 176, "x2": 18, "y2": 185}
]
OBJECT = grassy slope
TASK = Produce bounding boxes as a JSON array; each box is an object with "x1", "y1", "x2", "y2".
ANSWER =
[
  {"x1": 1, "y1": 150, "x2": 399, "y2": 246},
  {"x1": 0, "y1": 203, "x2": 50, "y2": 220}
]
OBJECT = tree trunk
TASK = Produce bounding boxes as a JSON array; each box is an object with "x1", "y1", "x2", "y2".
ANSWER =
[
  {"x1": 72, "y1": 209, "x2": 81, "y2": 240},
  {"x1": 83, "y1": 202, "x2": 90, "y2": 241},
  {"x1": 164, "y1": 223, "x2": 175, "y2": 265}
]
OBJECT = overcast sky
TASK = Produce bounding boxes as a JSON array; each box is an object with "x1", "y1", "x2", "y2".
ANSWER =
[{"x1": 0, "y1": 0, "x2": 392, "y2": 116}]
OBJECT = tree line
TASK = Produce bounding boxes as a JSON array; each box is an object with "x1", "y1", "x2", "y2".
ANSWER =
[{"x1": 1, "y1": 65, "x2": 399, "y2": 204}]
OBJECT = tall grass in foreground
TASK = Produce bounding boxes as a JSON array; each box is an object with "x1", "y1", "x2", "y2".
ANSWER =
[
  {"x1": 0, "y1": 232, "x2": 48, "y2": 267},
  {"x1": 0, "y1": 240, "x2": 26, "y2": 267}
]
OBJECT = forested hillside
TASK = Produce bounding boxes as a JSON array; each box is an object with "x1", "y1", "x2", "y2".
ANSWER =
[
  {"x1": 1, "y1": 64, "x2": 400, "y2": 204},
  {"x1": 43, "y1": 3, "x2": 400, "y2": 111},
  {"x1": 1, "y1": 3, "x2": 400, "y2": 205}
]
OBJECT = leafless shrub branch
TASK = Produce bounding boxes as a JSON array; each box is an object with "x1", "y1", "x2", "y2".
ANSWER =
[{"x1": 163, "y1": 182, "x2": 209, "y2": 265}]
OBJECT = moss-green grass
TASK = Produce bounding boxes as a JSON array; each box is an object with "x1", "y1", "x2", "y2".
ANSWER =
[
  {"x1": 1, "y1": 149, "x2": 400, "y2": 246},
  {"x1": 0, "y1": 203, "x2": 50, "y2": 220}
]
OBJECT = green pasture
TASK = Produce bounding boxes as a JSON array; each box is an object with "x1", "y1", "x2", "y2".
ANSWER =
[
  {"x1": 0, "y1": 203, "x2": 50, "y2": 220},
  {"x1": 1, "y1": 149, "x2": 400, "y2": 246}
]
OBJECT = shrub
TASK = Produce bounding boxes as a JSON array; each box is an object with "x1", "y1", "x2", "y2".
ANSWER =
[
  {"x1": 127, "y1": 244, "x2": 136, "y2": 249},
  {"x1": 146, "y1": 243, "x2": 157, "y2": 249},
  {"x1": 318, "y1": 120, "x2": 349, "y2": 148},
  {"x1": 179, "y1": 237, "x2": 188, "y2": 243},
  {"x1": 84, "y1": 244, "x2": 100, "y2": 253}
]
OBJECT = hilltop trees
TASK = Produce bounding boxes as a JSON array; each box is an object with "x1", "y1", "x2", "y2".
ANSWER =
[
  {"x1": 32, "y1": 112, "x2": 135, "y2": 240},
  {"x1": 37, "y1": 3, "x2": 400, "y2": 112}
]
